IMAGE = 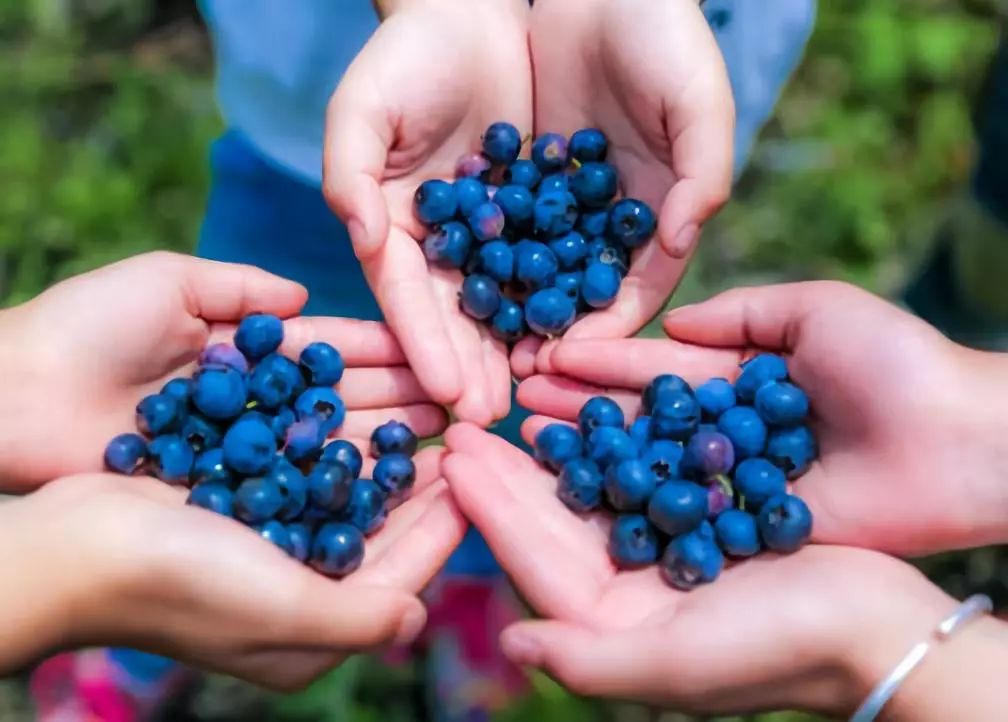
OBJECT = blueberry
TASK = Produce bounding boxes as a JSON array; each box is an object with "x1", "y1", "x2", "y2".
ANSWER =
[
  {"x1": 538, "y1": 174, "x2": 569, "y2": 194},
  {"x1": 735, "y1": 353, "x2": 789, "y2": 402},
  {"x1": 286, "y1": 522, "x2": 312, "y2": 562},
  {"x1": 343, "y1": 478, "x2": 388, "y2": 534},
  {"x1": 160, "y1": 377, "x2": 192, "y2": 405},
  {"x1": 222, "y1": 419, "x2": 277, "y2": 475},
  {"x1": 271, "y1": 406, "x2": 297, "y2": 441},
  {"x1": 578, "y1": 396, "x2": 625, "y2": 436},
  {"x1": 532, "y1": 191, "x2": 578, "y2": 237},
  {"x1": 454, "y1": 177, "x2": 490, "y2": 216},
  {"x1": 483, "y1": 122, "x2": 522, "y2": 165},
  {"x1": 570, "y1": 162, "x2": 618, "y2": 208},
  {"x1": 717, "y1": 406, "x2": 768, "y2": 459},
  {"x1": 695, "y1": 378, "x2": 736, "y2": 420},
  {"x1": 639, "y1": 439, "x2": 684, "y2": 482},
  {"x1": 478, "y1": 240, "x2": 514, "y2": 283},
  {"x1": 627, "y1": 416, "x2": 653, "y2": 451},
  {"x1": 494, "y1": 184, "x2": 534, "y2": 229},
  {"x1": 370, "y1": 420, "x2": 418, "y2": 457},
  {"x1": 490, "y1": 298, "x2": 526, "y2": 342},
  {"x1": 651, "y1": 391, "x2": 700, "y2": 441},
  {"x1": 148, "y1": 434, "x2": 194, "y2": 484},
  {"x1": 192, "y1": 367, "x2": 248, "y2": 421},
  {"x1": 234, "y1": 313, "x2": 284, "y2": 360},
  {"x1": 554, "y1": 271, "x2": 583, "y2": 304},
  {"x1": 460, "y1": 274, "x2": 502, "y2": 320},
  {"x1": 758, "y1": 494, "x2": 812, "y2": 552},
  {"x1": 456, "y1": 152, "x2": 492, "y2": 179},
  {"x1": 548, "y1": 231, "x2": 588, "y2": 269},
  {"x1": 104, "y1": 433, "x2": 148, "y2": 474},
  {"x1": 608, "y1": 514, "x2": 660, "y2": 569},
  {"x1": 581, "y1": 261, "x2": 621, "y2": 309},
  {"x1": 180, "y1": 414, "x2": 222, "y2": 453},
  {"x1": 190, "y1": 448, "x2": 233, "y2": 486},
  {"x1": 505, "y1": 159, "x2": 541, "y2": 189},
  {"x1": 248, "y1": 354, "x2": 301, "y2": 409},
  {"x1": 187, "y1": 482, "x2": 234, "y2": 517},
  {"x1": 373, "y1": 454, "x2": 416, "y2": 500},
  {"x1": 642, "y1": 374, "x2": 692, "y2": 415},
  {"x1": 648, "y1": 480, "x2": 708, "y2": 536},
  {"x1": 533, "y1": 423, "x2": 583, "y2": 473},
  {"x1": 515, "y1": 241, "x2": 559, "y2": 290},
  {"x1": 298, "y1": 342, "x2": 344, "y2": 387},
  {"x1": 308, "y1": 460, "x2": 354, "y2": 512},
  {"x1": 234, "y1": 476, "x2": 284, "y2": 522},
  {"x1": 733, "y1": 457, "x2": 787, "y2": 510},
  {"x1": 586, "y1": 238, "x2": 629, "y2": 274},
  {"x1": 468, "y1": 201, "x2": 506, "y2": 241},
  {"x1": 578, "y1": 209, "x2": 609, "y2": 237},
  {"x1": 525, "y1": 288, "x2": 576, "y2": 336},
  {"x1": 198, "y1": 343, "x2": 249, "y2": 374},
  {"x1": 557, "y1": 458, "x2": 604, "y2": 512},
  {"x1": 765, "y1": 425, "x2": 816, "y2": 479},
  {"x1": 135, "y1": 393, "x2": 183, "y2": 436},
  {"x1": 607, "y1": 199, "x2": 657, "y2": 249},
  {"x1": 320, "y1": 439, "x2": 363, "y2": 479},
  {"x1": 568, "y1": 128, "x2": 608, "y2": 163},
  {"x1": 284, "y1": 418, "x2": 324, "y2": 464},
  {"x1": 682, "y1": 430, "x2": 735, "y2": 478},
  {"x1": 660, "y1": 528, "x2": 724, "y2": 590},
  {"x1": 239, "y1": 410, "x2": 273, "y2": 427},
  {"x1": 585, "y1": 427, "x2": 637, "y2": 471},
  {"x1": 414, "y1": 179, "x2": 458, "y2": 225},
  {"x1": 255, "y1": 519, "x2": 294, "y2": 555},
  {"x1": 604, "y1": 458, "x2": 658, "y2": 511},
  {"x1": 707, "y1": 482, "x2": 734, "y2": 519},
  {"x1": 294, "y1": 387, "x2": 346, "y2": 436},
  {"x1": 531, "y1": 132, "x2": 568, "y2": 174},
  {"x1": 269, "y1": 460, "x2": 308, "y2": 521},
  {"x1": 310, "y1": 522, "x2": 365, "y2": 578},
  {"x1": 714, "y1": 509, "x2": 761, "y2": 557},
  {"x1": 754, "y1": 381, "x2": 809, "y2": 426},
  {"x1": 424, "y1": 221, "x2": 473, "y2": 269}
]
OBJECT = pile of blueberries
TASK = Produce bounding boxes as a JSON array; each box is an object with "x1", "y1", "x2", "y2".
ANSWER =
[
  {"x1": 534, "y1": 354, "x2": 817, "y2": 591},
  {"x1": 414, "y1": 122, "x2": 658, "y2": 341},
  {"x1": 102, "y1": 313, "x2": 419, "y2": 579}
]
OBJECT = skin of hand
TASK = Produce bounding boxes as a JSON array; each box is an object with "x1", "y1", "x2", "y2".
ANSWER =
[
  {"x1": 324, "y1": 0, "x2": 532, "y2": 426},
  {"x1": 510, "y1": 0, "x2": 735, "y2": 377},
  {"x1": 442, "y1": 424, "x2": 1006, "y2": 719},
  {"x1": 0, "y1": 446, "x2": 466, "y2": 690},
  {"x1": 0, "y1": 251, "x2": 448, "y2": 493},
  {"x1": 515, "y1": 281, "x2": 1008, "y2": 556}
]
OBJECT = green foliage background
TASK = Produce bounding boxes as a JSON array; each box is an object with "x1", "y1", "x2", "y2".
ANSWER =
[{"x1": 0, "y1": 1, "x2": 1003, "y2": 720}]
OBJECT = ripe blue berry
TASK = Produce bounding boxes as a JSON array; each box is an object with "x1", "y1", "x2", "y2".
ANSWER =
[
  {"x1": 160, "y1": 377, "x2": 192, "y2": 404},
  {"x1": 568, "y1": 128, "x2": 608, "y2": 163},
  {"x1": 733, "y1": 457, "x2": 787, "y2": 510},
  {"x1": 320, "y1": 439, "x2": 363, "y2": 479},
  {"x1": 234, "y1": 313, "x2": 283, "y2": 360},
  {"x1": 343, "y1": 478, "x2": 388, "y2": 534},
  {"x1": 222, "y1": 419, "x2": 277, "y2": 476},
  {"x1": 604, "y1": 458, "x2": 658, "y2": 511},
  {"x1": 180, "y1": 414, "x2": 222, "y2": 453},
  {"x1": 533, "y1": 423, "x2": 583, "y2": 473},
  {"x1": 482, "y1": 122, "x2": 522, "y2": 165},
  {"x1": 190, "y1": 448, "x2": 233, "y2": 486},
  {"x1": 765, "y1": 425, "x2": 816, "y2": 479},
  {"x1": 198, "y1": 343, "x2": 249, "y2": 374},
  {"x1": 255, "y1": 520, "x2": 294, "y2": 555},
  {"x1": 735, "y1": 353, "x2": 789, "y2": 402},
  {"x1": 642, "y1": 374, "x2": 692, "y2": 415},
  {"x1": 758, "y1": 494, "x2": 812, "y2": 552},
  {"x1": 639, "y1": 440, "x2": 683, "y2": 482},
  {"x1": 478, "y1": 240, "x2": 514, "y2": 283},
  {"x1": 494, "y1": 184, "x2": 534, "y2": 229},
  {"x1": 136, "y1": 394, "x2": 183, "y2": 436},
  {"x1": 548, "y1": 230, "x2": 588, "y2": 269},
  {"x1": 578, "y1": 396, "x2": 625, "y2": 436},
  {"x1": 525, "y1": 288, "x2": 576, "y2": 336},
  {"x1": 578, "y1": 208, "x2": 609, "y2": 237},
  {"x1": 460, "y1": 274, "x2": 502, "y2": 320},
  {"x1": 298, "y1": 342, "x2": 344, "y2": 387},
  {"x1": 531, "y1": 132, "x2": 568, "y2": 174},
  {"x1": 557, "y1": 458, "x2": 604, "y2": 512},
  {"x1": 414, "y1": 179, "x2": 458, "y2": 225},
  {"x1": 286, "y1": 522, "x2": 312, "y2": 562},
  {"x1": 554, "y1": 271, "x2": 583, "y2": 304},
  {"x1": 311, "y1": 522, "x2": 365, "y2": 578},
  {"x1": 717, "y1": 406, "x2": 768, "y2": 459},
  {"x1": 104, "y1": 433, "x2": 147, "y2": 474},
  {"x1": 454, "y1": 177, "x2": 490, "y2": 216},
  {"x1": 714, "y1": 509, "x2": 761, "y2": 557},
  {"x1": 515, "y1": 241, "x2": 559, "y2": 290},
  {"x1": 468, "y1": 201, "x2": 506, "y2": 241},
  {"x1": 586, "y1": 239, "x2": 629, "y2": 274},
  {"x1": 651, "y1": 390, "x2": 700, "y2": 441},
  {"x1": 370, "y1": 420, "x2": 418, "y2": 457},
  {"x1": 648, "y1": 480, "x2": 708, "y2": 536},
  {"x1": 607, "y1": 199, "x2": 657, "y2": 249},
  {"x1": 307, "y1": 460, "x2": 354, "y2": 512},
  {"x1": 456, "y1": 152, "x2": 491, "y2": 179},
  {"x1": 294, "y1": 387, "x2": 346, "y2": 436},
  {"x1": 147, "y1": 434, "x2": 194, "y2": 484},
  {"x1": 538, "y1": 174, "x2": 569, "y2": 194},
  {"x1": 581, "y1": 261, "x2": 621, "y2": 309},
  {"x1": 695, "y1": 377, "x2": 736, "y2": 419},
  {"x1": 284, "y1": 418, "x2": 324, "y2": 464},
  {"x1": 269, "y1": 460, "x2": 308, "y2": 521},
  {"x1": 532, "y1": 190, "x2": 578, "y2": 237},
  {"x1": 627, "y1": 416, "x2": 653, "y2": 451},
  {"x1": 248, "y1": 353, "x2": 303, "y2": 410},
  {"x1": 755, "y1": 381, "x2": 809, "y2": 426},
  {"x1": 586, "y1": 427, "x2": 637, "y2": 471},
  {"x1": 660, "y1": 528, "x2": 724, "y2": 590},
  {"x1": 424, "y1": 221, "x2": 473, "y2": 269},
  {"x1": 608, "y1": 514, "x2": 660, "y2": 569},
  {"x1": 490, "y1": 298, "x2": 526, "y2": 342},
  {"x1": 570, "y1": 162, "x2": 618, "y2": 208},
  {"x1": 373, "y1": 454, "x2": 416, "y2": 500},
  {"x1": 192, "y1": 367, "x2": 248, "y2": 421},
  {"x1": 234, "y1": 476, "x2": 284, "y2": 523},
  {"x1": 187, "y1": 482, "x2": 234, "y2": 517},
  {"x1": 682, "y1": 430, "x2": 735, "y2": 478},
  {"x1": 505, "y1": 159, "x2": 541, "y2": 189}
]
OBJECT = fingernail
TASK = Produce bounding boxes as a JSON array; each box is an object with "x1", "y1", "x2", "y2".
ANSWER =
[
  {"x1": 671, "y1": 223, "x2": 699, "y2": 257},
  {"x1": 502, "y1": 630, "x2": 541, "y2": 665},
  {"x1": 347, "y1": 217, "x2": 368, "y2": 251},
  {"x1": 665, "y1": 302, "x2": 697, "y2": 319},
  {"x1": 394, "y1": 605, "x2": 426, "y2": 646}
]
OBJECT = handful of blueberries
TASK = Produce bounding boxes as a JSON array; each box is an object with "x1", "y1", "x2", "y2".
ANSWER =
[
  {"x1": 102, "y1": 313, "x2": 419, "y2": 579},
  {"x1": 414, "y1": 122, "x2": 657, "y2": 341},
  {"x1": 534, "y1": 354, "x2": 817, "y2": 591}
]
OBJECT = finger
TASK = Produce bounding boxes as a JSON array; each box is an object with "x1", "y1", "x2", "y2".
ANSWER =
[
  {"x1": 516, "y1": 375, "x2": 639, "y2": 423},
  {"x1": 338, "y1": 367, "x2": 431, "y2": 409},
  {"x1": 550, "y1": 338, "x2": 742, "y2": 389},
  {"x1": 340, "y1": 405, "x2": 449, "y2": 440},
  {"x1": 279, "y1": 317, "x2": 406, "y2": 366},
  {"x1": 480, "y1": 327, "x2": 513, "y2": 421},
  {"x1": 173, "y1": 255, "x2": 308, "y2": 322},
  {"x1": 444, "y1": 422, "x2": 542, "y2": 477},
  {"x1": 519, "y1": 415, "x2": 575, "y2": 448},
  {"x1": 532, "y1": 338, "x2": 561, "y2": 376},
  {"x1": 355, "y1": 445, "x2": 445, "y2": 495},
  {"x1": 510, "y1": 335, "x2": 544, "y2": 379},
  {"x1": 362, "y1": 228, "x2": 463, "y2": 405}
]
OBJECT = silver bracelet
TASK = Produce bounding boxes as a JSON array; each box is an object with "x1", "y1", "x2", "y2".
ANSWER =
[{"x1": 849, "y1": 594, "x2": 993, "y2": 722}]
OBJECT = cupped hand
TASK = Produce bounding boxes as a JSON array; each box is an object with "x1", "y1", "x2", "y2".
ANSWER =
[
  {"x1": 442, "y1": 424, "x2": 954, "y2": 716},
  {"x1": 0, "y1": 251, "x2": 448, "y2": 492},
  {"x1": 324, "y1": 0, "x2": 532, "y2": 425},
  {"x1": 3, "y1": 447, "x2": 465, "y2": 689},
  {"x1": 516, "y1": 281, "x2": 1008, "y2": 556}
]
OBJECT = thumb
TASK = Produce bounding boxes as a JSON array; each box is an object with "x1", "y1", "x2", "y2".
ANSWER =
[{"x1": 174, "y1": 254, "x2": 308, "y2": 322}]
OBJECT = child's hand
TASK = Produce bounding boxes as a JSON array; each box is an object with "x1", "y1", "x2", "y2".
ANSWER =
[
  {"x1": 442, "y1": 425, "x2": 958, "y2": 717},
  {"x1": 324, "y1": 0, "x2": 531, "y2": 426},
  {"x1": 0, "y1": 252, "x2": 448, "y2": 492},
  {"x1": 1, "y1": 447, "x2": 465, "y2": 688},
  {"x1": 518, "y1": 281, "x2": 1008, "y2": 555}
]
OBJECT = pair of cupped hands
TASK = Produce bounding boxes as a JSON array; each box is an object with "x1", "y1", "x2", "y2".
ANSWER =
[{"x1": 7, "y1": 250, "x2": 1008, "y2": 717}]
